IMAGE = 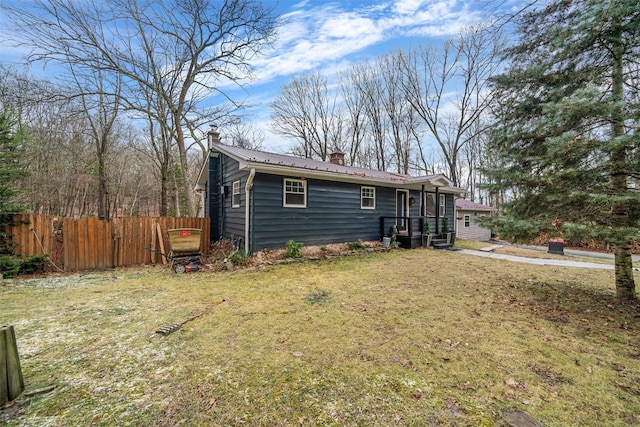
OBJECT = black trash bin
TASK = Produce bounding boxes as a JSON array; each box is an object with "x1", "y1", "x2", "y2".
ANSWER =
[{"x1": 548, "y1": 238, "x2": 564, "y2": 255}]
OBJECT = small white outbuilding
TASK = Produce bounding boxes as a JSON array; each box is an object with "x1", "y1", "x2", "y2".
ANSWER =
[{"x1": 455, "y1": 199, "x2": 497, "y2": 241}]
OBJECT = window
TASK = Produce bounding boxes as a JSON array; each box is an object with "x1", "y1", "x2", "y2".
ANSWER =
[
  {"x1": 284, "y1": 178, "x2": 306, "y2": 207},
  {"x1": 439, "y1": 194, "x2": 446, "y2": 217},
  {"x1": 425, "y1": 193, "x2": 436, "y2": 216},
  {"x1": 361, "y1": 186, "x2": 376, "y2": 209},
  {"x1": 464, "y1": 214, "x2": 471, "y2": 228},
  {"x1": 232, "y1": 180, "x2": 241, "y2": 207}
]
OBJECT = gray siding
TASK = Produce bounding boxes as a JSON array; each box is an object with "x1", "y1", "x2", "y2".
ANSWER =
[
  {"x1": 207, "y1": 153, "x2": 249, "y2": 244},
  {"x1": 251, "y1": 173, "x2": 397, "y2": 250},
  {"x1": 206, "y1": 157, "x2": 458, "y2": 251},
  {"x1": 220, "y1": 155, "x2": 249, "y2": 243},
  {"x1": 456, "y1": 210, "x2": 492, "y2": 241},
  {"x1": 205, "y1": 154, "x2": 220, "y2": 239}
]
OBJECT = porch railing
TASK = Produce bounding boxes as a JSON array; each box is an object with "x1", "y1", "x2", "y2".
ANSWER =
[{"x1": 380, "y1": 216, "x2": 431, "y2": 239}]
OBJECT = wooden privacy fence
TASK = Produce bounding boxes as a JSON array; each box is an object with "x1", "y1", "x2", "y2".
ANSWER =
[{"x1": 6, "y1": 214, "x2": 210, "y2": 272}]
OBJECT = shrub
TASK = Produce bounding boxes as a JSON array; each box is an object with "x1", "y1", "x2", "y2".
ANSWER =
[
  {"x1": 348, "y1": 239, "x2": 366, "y2": 250},
  {"x1": 0, "y1": 254, "x2": 48, "y2": 278},
  {"x1": 390, "y1": 234, "x2": 400, "y2": 249},
  {"x1": 229, "y1": 248, "x2": 249, "y2": 265},
  {"x1": 19, "y1": 254, "x2": 49, "y2": 275},
  {"x1": 285, "y1": 240, "x2": 303, "y2": 258},
  {"x1": 0, "y1": 255, "x2": 20, "y2": 277}
]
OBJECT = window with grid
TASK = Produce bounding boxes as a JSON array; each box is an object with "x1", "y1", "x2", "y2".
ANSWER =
[
  {"x1": 464, "y1": 214, "x2": 471, "y2": 228},
  {"x1": 361, "y1": 186, "x2": 376, "y2": 209},
  {"x1": 284, "y1": 178, "x2": 306, "y2": 207},
  {"x1": 232, "y1": 180, "x2": 241, "y2": 207},
  {"x1": 439, "y1": 194, "x2": 446, "y2": 217}
]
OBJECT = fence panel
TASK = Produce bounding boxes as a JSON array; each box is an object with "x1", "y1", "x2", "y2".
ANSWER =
[{"x1": 5, "y1": 214, "x2": 210, "y2": 272}]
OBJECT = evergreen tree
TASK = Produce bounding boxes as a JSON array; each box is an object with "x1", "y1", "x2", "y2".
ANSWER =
[
  {"x1": 484, "y1": 0, "x2": 640, "y2": 300},
  {"x1": 0, "y1": 111, "x2": 25, "y2": 254}
]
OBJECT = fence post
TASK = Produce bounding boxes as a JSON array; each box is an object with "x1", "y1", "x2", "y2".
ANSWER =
[{"x1": 1, "y1": 325, "x2": 24, "y2": 405}]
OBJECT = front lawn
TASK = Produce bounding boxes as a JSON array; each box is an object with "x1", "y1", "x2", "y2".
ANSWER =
[{"x1": 1, "y1": 249, "x2": 639, "y2": 426}]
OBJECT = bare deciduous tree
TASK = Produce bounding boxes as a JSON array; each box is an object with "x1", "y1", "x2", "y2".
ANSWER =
[
  {"x1": 3, "y1": 0, "x2": 279, "y2": 216},
  {"x1": 0, "y1": 66, "x2": 169, "y2": 218},
  {"x1": 224, "y1": 120, "x2": 265, "y2": 150},
  {"x1": 70, "y1": 68, "x2": 122, "y2": 219},
  {"x1": 400, "y1": 25, "x2": 502, "y2": 187},
  {"x1": 270, "y1": 72, "x2": 344, "y2": 160}
]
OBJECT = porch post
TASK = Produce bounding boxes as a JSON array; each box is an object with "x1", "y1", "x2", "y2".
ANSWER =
[{"x1": 435, "y1": 187, "x2": 440, "y2": 234}]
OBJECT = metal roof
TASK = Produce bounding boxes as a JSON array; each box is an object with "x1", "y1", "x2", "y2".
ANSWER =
[
  {"x1": 455, "y1": 198, "x2": 497, "y2": 211},
  {"x1": 197, "y1": 142, "x2": 466, "y2": 193}
]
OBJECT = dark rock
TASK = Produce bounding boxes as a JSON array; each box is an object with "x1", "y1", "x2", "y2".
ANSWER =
[{"x1": 502, "y1": 409, "x2": 544, "y2": 427}]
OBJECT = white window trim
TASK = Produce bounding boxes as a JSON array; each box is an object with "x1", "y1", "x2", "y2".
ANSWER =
[
  {"x1": 283, "y1": 178, "x2": 307, "y2": 208},
  {"x1": 439, "y1": 194, "x2": 446, "y2": 217},
  {"x1": 464, "y1": 214, "x2": 471, "y2": 228},
  {"x1": 360, "y1": 186, "x2": 376, "y2": 209},
  {"x1": 232, "y1": 180, "x2": 241, "y2": 208}
]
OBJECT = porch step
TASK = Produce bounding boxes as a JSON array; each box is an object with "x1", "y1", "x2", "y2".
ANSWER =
[{"x1": 431, "y1": 238, "x2": 451, "y2": 249}]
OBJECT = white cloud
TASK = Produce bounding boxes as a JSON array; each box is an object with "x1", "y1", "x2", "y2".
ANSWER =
[
  {"x1": 237, "y1": 0, "x2": 488, "y2": 151},
  {"x1": 251, "y1": 0, "x2": 483, "y2": 86},
  {"x1": 252, "y1": 3, "x2": 384, "y2": 83},
  {"x1": 393, "y1": 0, "x2": 431, "y2": 14}
]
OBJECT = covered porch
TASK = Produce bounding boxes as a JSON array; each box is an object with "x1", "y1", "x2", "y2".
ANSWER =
[
  {"x1": 380, "y1": 216, "x2": 455, "y2": 249},
  {"x1": 381, "y1": 178, "x2": 463, "y2": 249}
]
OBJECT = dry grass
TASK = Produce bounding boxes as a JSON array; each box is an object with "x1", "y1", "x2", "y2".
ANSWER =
[{"x1": 1, "y1": 249, "x2": 639, "y2": 426}]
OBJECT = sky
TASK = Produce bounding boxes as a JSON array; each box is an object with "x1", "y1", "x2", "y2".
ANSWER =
[
  {"x1": 0, "y1": 0, "x2": 523, "y2": 152},
  {"x1": 233, "y1": 0, "x2": 517, "y2": 151}
]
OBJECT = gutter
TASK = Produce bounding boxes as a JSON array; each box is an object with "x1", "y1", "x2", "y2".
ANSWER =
[
  {"x1": 237, "y1": 161, "x2": 439, "y2": 191},
  {"x1": 244, "y1": 168, "x2": 255, "y2": 254}
]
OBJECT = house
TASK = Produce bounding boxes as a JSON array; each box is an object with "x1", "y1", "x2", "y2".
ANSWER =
[
  {"x1": 455, "y1": 199, "x2": 497, "y2": 241},
  {"x1": 195, "y1": 129, "x2": 465, "y2": 253}
]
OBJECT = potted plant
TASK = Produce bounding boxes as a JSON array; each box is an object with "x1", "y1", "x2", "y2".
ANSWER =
[
  {"x1": 442, "y1": 217, "x2": 454, "y2": 245},
  {"x1": 422, "y1": 219, "x2": 432, "y2": 247}
]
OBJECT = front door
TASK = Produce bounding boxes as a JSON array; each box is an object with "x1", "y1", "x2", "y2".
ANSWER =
[{"x1": 396, "y1": 190, "x2": 409, "y2": 232}]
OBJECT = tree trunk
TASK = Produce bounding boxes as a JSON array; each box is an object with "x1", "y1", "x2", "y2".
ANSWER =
[
  {"x1": 610, "y1": 20, "x2": 636, "y2": 300},
  {"x1": 160, "y1": 167, "x2": 168, "y2": 217},
  {"x1": 173, "y1": 112, "x2": 195, "y2": 217},
  {"x1": 615, "y1": 244, "x2": 636, "y2": 300},
  {"x1": 97, "y1": 155, "x2": 108, "y2": 220}
]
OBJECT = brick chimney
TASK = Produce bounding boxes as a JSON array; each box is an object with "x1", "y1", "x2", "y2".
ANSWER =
[
  {"x1": 207, "y1": 125, "x2": 221, "y2": 150},
  {"x1": 329, "y1": 147, "x2": 345, "y2": 166}
]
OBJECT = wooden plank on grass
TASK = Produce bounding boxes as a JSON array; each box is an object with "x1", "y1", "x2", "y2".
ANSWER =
[
  {"x1": 0, "y1": 327, "x2": 7, "y2": 406},
  {"x1": 4, "y1": 326, "x2": 24, "y2": 400},
  {"x1": 157, "y1": 223, "x2": 167, "y2": 265}
]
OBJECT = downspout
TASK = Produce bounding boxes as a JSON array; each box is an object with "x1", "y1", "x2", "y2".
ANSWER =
[{"x1": 244, "y1": 168, "x2": 255, "y2": 254}]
